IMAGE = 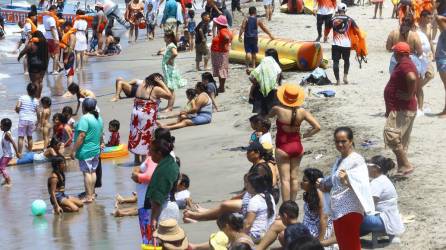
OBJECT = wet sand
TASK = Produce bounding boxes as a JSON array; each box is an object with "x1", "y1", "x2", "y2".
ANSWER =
[{"x1": 1, "y1": 1, "x2": 446, "y2": 249}]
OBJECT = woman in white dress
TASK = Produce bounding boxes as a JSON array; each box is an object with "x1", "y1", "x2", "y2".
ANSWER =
[{"x1": 74, "y1": 10, "x2": 88, "y2": 70}]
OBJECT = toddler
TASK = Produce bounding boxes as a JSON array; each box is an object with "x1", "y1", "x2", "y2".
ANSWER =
[
  {"x1": 145, "y1": 3, "x2": 156, "y2": 40},
  {"x1": 106, "y1": 119, "x2": 120, "y2": 147},
  {"x1": 186, "y1": 9, "x2": 196, "y2": 51},
  {"x1": 15, "y1": 83, "x2": 39, "y2": 154},
  {"x1": 39, "y1": 96, "x2": 52, "y2": 148},
  {"x1": 175, "y1": 173, "x2": 191, "y2": 209},
  {"x1": 1, "y1": 118, "x2": 20, "y2": 186}
]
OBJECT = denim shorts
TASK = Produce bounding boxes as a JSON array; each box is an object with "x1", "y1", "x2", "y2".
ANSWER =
[
  {"x1": 191, "y1": 113, "x2": 212, "y2": 125},
  {"x1": 436, "y1": 59, "x2": 446, "y2": 73}
]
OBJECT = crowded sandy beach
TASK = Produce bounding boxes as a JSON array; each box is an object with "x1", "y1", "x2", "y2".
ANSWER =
[{"x1": 0, "y1": 0, "x2": 446, "y2": 249}]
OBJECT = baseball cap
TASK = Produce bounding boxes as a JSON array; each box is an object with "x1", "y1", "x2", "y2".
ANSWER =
[{"x1": 392, "y1": 42, "x2": 411, "y2": 54}]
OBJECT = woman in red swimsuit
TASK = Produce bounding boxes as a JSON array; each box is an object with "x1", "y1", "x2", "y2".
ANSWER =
[{"x1": 268, "y1": 84, "x2": 321, "y2": 202}]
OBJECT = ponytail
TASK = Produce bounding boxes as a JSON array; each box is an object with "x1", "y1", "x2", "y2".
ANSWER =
[
  {"x1": 263, "y1": 191, "x2": 274, "y2": 218},
  {"x1": 90, "y1": 110, "x2": 99, "y2": 119}
]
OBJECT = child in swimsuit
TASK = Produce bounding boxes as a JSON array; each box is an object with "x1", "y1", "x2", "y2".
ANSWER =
[
  {"x1": 67, "y1": 82, "x2": 96, "y2": 115},
  {"x1": 39, "y1": 97, "x2": 52, "y2": 148},
  {"x1": 106, "y1": 119, "x2": 121, "y2": 147},
  {"x1": 1, "y1": 118, "x2": 20, "y2": 186}
]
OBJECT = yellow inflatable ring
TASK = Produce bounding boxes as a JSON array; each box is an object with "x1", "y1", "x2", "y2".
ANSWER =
[{"x1": 100, "y1": 144, "x2": 129, "y2": 159}]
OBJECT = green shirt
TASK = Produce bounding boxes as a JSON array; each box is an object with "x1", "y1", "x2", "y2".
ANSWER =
[
  {"x1": 74, "y1": 113, "x2": 103, "y2": 160},
  {"x1": 145, "y1": 155, "x2": 179, "y2": 206}
]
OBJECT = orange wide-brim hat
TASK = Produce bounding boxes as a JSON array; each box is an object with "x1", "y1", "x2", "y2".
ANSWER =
[{"x1": 276, "y1": 83, "x2": 305, "y2": 107}]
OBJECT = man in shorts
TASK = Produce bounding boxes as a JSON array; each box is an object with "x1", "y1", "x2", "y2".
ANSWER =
[
  {"x1": 195, "y1": 12, "x2": 211, "y2": 71},
  {"x1": 231, "y1": 0, "x2": 242, "y2": 17},
  {"x1": 43, "y1": 5, "x2": 61, "y2": 74},
  {"x1": 383, "y1": 42, "x2": 418, "y2": 177}
]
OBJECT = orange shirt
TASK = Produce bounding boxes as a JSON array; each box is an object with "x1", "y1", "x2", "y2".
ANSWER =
[{"x1": 211, "y1": 28, "x2": 233, "y2": 53}]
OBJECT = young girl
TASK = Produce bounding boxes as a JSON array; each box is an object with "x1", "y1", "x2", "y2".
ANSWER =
[
  {"x1": 62, "y1": 106, "x2": 75, "y2": 129},
  {"x1": 201, "y1": 72, "x2": 218, "y2": 111},
  {"x1": 1, "y1": 118, "x2": 20, "y2": 186},
  {"x1": 301, "y1": 168, "x2": 337, "y2": 248},
  {"x1": 9, "y1": 137, "x2": 64, "y2": 165},
  {"x1": 52, "y1": 113, "x2": 71, "y2": 146},
  {"x1": 186, "y1": 9, "x2": 196, "y2": 51},
  {"x1": 15, "y1": 83, "x2": 40, "y2": 154},
  {"x1": 244, "y1": 173, "x2": 276, "y2": 243},
  {"x1": 39, "y1": 96, "x2": 52, "y2": 148},
  {"x1": 145, "y1": 3, "x2": 156, "y2": 40},
  {"x1": 48, "y1": 156, "x2": 83, "y2": 214},
  {"x1": 161, "y1": 30, "x2": 187, "y2": 112}
]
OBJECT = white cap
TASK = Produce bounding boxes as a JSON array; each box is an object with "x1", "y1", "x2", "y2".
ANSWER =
[{"x1": 337, "y1": 3, "x2": 347, "y2": 12}]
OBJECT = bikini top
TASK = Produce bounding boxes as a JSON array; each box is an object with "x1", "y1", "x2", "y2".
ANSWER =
[
  {"x1": 135, "y1": 85, "x2": 157, "y2": 102},
  {"x1": 48, "y1": 172, "x2": 65, "y2": 192}
]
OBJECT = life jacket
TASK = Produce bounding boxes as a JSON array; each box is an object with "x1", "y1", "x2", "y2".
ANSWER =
[
  {"x1": 349, "y1": 27, "x2": 368, "y2": 68},
  {"x1": 60, "y1": 28, "x2": 77, "y2": 49},
  {"x1": 25, "y1": 18, "x2": 38, "y2": 34}
]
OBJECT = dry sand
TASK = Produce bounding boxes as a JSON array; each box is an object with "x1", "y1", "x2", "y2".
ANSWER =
[{"x1": 75, "y1": 2, "x2": 446, "y2": 249}]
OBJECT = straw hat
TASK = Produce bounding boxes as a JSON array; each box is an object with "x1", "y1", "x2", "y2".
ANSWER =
[
  {"x1": 153, "y1": 219, "x2": 189, "y2": 250},
  {"x1": 213, "y1": 15, "x2": 228, "y2": 27},
  {"x1": 276, "y1": 83, "x2": 305, "y2": 107},
  {"x1": 209, "y1": 231, "x2": 229, "y2": 250}
]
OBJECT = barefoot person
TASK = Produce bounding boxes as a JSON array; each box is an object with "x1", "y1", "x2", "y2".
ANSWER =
[
  {"x1": 71, "y1": 98, "x2": 104, "y2": 203},
  {"x1": 48, "y1": 156, "x2": 84, "y2": 214},
  {"x1": 110, "y1": 77, "x2": 143, "y2": 101},
  {"x1": 43, "y1": 5, "x2": 62, "y2": 74},
  {"x1": 126, "y1": 0, "x2": 144, "y2": 43},
  {"x1": 161, "y1": 30, "x2": 187, "y2": 112},
  {"x1": 17, "y1": 31, "x2": 49, "y2": 99},
  {"x1": 74, "y1": 10, "x2": 88, "y2": 71},
  {"x1": 384, "y1": 42, "x2": 417, "y2": 177},
  {"x1": 211, "y1": 15, "x2": 233, "y2": 93},
  {"x1": 267, "y1": 84, "x2": 320, "y2": 202},
  {"x1": 159, "y1": 82, "x2": 212, "y2": 130},
  {"x1": 128, "y1": 73, "x2": 172, "y2": 164},
  {"x1": 435, "y1": 11, "x2": 446, "y2": 117}
]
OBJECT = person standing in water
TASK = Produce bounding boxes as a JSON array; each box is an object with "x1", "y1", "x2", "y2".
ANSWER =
[
  {"x1": 1, "y1": 119, "x2": 21, "y2": 187},
  {"x1": 43, "y1": 5, "x2": 62, "y2": 74}
]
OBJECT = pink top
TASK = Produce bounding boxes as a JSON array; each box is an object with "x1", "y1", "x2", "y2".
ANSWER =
[{"x1": 137, "y1": 156, "x2": 157, "y2": 184}]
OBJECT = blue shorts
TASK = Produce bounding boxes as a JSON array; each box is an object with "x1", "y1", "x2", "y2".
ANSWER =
[
  {"x1": 191, "y1": 113, "x2": 212, "y2": 125},
  {"x1": 244, "y1": 37, "x2": 259, "y2": 54},
  {"x1": 437, "y1": 59, "x2": 446, "y2": 73},
  {"x1": 16, "y1": 152, "x2": 35, "y2": 165}
]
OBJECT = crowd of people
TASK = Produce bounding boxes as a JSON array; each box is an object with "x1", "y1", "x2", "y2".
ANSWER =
[{"x1": 1, "y1": 0, "x2": 446, "y2": 249}]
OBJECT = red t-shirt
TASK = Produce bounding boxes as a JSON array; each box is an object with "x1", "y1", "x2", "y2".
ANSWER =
[
  {"x1": 384, "y1": 56, "x2": 418, "y2": 116},
  {"x1": 107, "y1": 132, "x2": 120, "y2": 147},
  {"x1": 211, "y1": 28, "x2": 233, "y2": 53}
]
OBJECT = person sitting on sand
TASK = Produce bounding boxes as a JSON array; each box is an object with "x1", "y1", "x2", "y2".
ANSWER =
[
  {"x1": 201, "y1": 72, "x2": 219, "y2": 111},
  {"x1": 159, "y1": 82, "x2": 213, "y2": 130},
  {"x1": 190, "y1": 213, "x2": 256, "y2": 250},
  {"x1": 257, "y1": 201, "x2": 313, "y2": 250},
  {"x1": 175, "y1": 173, "x2": 192, "y2": 209},
  {"x1": 9, "y1": 137, "x2": 65, "y2": 166},
  {"x1": 110, "y1": 77, "x2": 144, "y2": 102},
  {"x1": 103, "y1": 30, "x2": 122, "y2": 55},
  {"x1": 67, "y1": 83, "x2": 96, "y2": 115},
  {"x1": 48, "y1": 156, "x2": 83, "y2": 214},
  {"x1": 361, "y1": 156, "x2": 405, "y2": 239},
  {"x1": 384, "y1": 42, "x2": 417, "y2": 177}
]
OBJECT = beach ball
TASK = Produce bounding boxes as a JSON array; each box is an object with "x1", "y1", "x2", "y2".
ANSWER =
[{"x1": 31, "y1": 199, "x2": 47, "y2": 216}]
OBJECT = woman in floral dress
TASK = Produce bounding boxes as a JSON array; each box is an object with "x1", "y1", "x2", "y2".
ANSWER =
[
  {"x1": 161, "y1": 30, "x2": 187, "y2": 112},
  {"x1": 128, "y1": 73, "x2": 172, "y2": 164}
]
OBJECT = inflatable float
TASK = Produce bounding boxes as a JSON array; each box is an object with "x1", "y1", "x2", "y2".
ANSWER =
[
  {"x1": 100, "y1": 144, "x2": 129, "y2": 159},
  {"x1": 280, "y1": 0, "x2": 315, "y2": 14},
  {"x1": 229, "y1": 35, "x2": 323, "y2": 71}
]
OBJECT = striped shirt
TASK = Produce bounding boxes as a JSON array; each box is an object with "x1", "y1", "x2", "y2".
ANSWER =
[{"x1": 18, "y1": 95, "x2": 39, "y2": 122}]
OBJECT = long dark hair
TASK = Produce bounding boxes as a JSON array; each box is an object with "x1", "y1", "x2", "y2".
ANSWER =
[
  {"x1": 247, "y1": 173, "x2": 275, "y2": 218},
  {"x1": 217, "y1": 213, "x2": 244, "y2": 231},
  {"x1": 144, "y1": 73, "x2": 164, "y2": 88},
  {"x1": 82, "y1": 99, "x2": 99, "y2": 119},
  {"x1": 303, "y1": 168, "x2": 323, "y2": 213},
  {"x1": 400, "y1": 16, "x2": 414, "y2": 41},
  {"x1": 30, "y1": 31, "x2": 49, "y2": 70},
  {"x1": 51, "y1": 156, "x2": 66, "y2": 184},
  {"x1": 164, "y1": 30, "x2": 177, "y2": 46}
]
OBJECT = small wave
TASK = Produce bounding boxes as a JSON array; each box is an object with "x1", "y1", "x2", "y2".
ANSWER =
[{"x1": 0, "y1": 73, "x2": 11, "y2": 80}]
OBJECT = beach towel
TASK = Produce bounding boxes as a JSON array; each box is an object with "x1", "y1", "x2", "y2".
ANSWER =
[{"x1": 250, "y1": 56, "x2": 282, "y2": 97}]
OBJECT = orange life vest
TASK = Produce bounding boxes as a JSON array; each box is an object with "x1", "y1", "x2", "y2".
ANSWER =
[
  {"x1": 25, "y1": 18, "x2": 38, "y2": 34},
  {"x1": 60, "y1": 28, "x2": 77, "y2": 49}
]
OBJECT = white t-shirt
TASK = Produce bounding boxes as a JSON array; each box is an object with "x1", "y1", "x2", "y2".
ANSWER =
[
  {"x1": 259, "y1": 132, "x2": 272, "y2": 145},
  {"x1": 18, "y1": 95, "x2": 39, "y2": 122},
  {"x1": 175, "y1": 190, "x2": 190, "y2": 209},
  {"x1": 247, "y1": 193, "x2": 277, "y2": 237},
  {"x1": 43, "y1": 15, "x2": 58, "y2": 40},
  {"x1": 23, "y1": 23, "x2": 32, "y2": 40},
  {"x1": 370, "y1": 175, "x2": 405, "y2": 235}
]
